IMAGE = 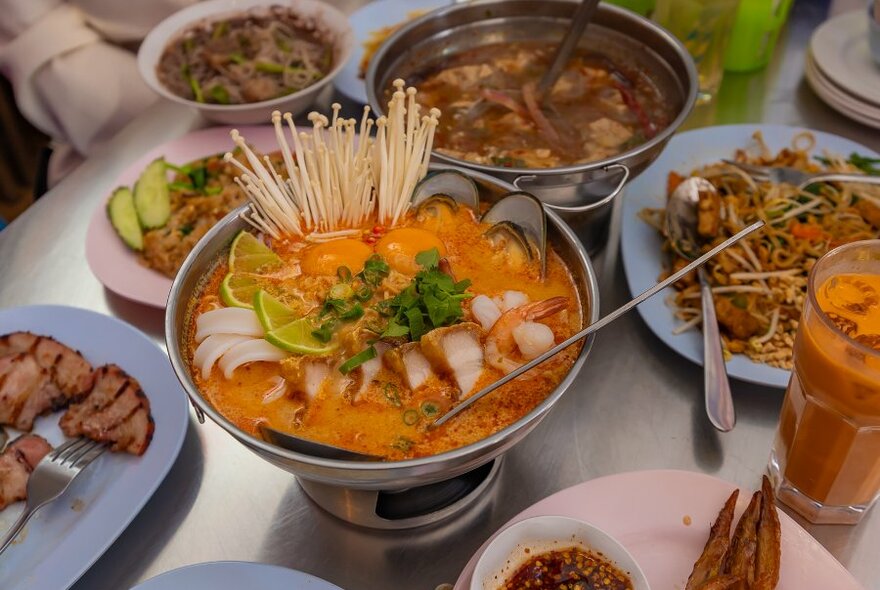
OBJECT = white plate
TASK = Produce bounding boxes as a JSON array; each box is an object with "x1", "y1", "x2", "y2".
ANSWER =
[
  {"x1": 811, "y1": 10, "x2": 880, "y2": 107},
  {"x1": 333, "y1": 0, "x2": 448, "y2": 104},
  {"x1": 619, "y1": 124, "x2": 880, "y2": 389},
  {"x1": 131, "y1": 561, "x2": 343, "y2": 589},
  {"x1": 0, "y1": 305, "x2": 189, "y2": 590},
  {"x1": 86, "y1": 125, "x2": 282, "y2": 309},
  {"x1": 805, "y1": 51, "x2": 880, "y2": 130},
  {"x1": 454, "y1": 470, "x2": 865, "y2": 590}
]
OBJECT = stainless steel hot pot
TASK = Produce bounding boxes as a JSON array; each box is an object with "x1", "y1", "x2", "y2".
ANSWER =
[
  {"x1": 365, "y1": 0, "x2": 698, "y2": 254},
  {"x1": 165, "y1": 165, "x2": 599, "y2": 500}
]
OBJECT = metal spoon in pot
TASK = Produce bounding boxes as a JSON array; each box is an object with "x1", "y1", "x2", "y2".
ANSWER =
[
  {"x1": 665, "y1": 177, "x2": 735, "y2": 432},
  {"x1": 431, "y1": 219, "x2": 765, "y2": 429},
  {"x1": 259, "y1": 424, "x2": 381, "y2": 462},
  {"x1": 536, "y1": 0, "x2": 602, "y2": 98}
]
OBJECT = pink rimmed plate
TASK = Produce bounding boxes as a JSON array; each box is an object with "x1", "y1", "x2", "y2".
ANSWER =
[
  {"x1": 454, "y1": 470, "x2": 865, "y2": 590},
  {"x1": 85, "y1": 125, "x2": 281, "y2": 309}
]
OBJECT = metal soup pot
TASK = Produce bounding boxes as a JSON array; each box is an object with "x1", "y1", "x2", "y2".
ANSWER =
[
  {"x1": 365, "y1": 0, "x2": 698, "y2": 254},
  {"x1": 165, "y1": 165, "x2": 599, "y2": 492}
]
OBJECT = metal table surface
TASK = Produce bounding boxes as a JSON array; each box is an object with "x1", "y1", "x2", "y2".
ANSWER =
[{"x1": 1, "y1": 0, "x2": 879, "y2": 588}]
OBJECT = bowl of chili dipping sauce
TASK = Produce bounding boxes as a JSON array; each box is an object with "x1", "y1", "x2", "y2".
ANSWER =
[{"x1": 471, "y1": 515, "x2": 649, "y2": 590}]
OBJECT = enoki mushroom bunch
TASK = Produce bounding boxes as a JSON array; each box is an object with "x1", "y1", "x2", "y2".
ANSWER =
[{"x1": 225, "y1": 79, "x2": 441, "y2": 239}]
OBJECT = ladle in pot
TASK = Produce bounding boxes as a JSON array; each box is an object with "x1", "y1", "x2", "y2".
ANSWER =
[
  {"x1": 431, "y1": 220, "x2": 766, "y2": 428},
  {"x1": 536, "y1": 0, "x2": 602, "y2": 98},
  {"x1": 259, "y1": 424, "x2": 381, "y2": 462}
]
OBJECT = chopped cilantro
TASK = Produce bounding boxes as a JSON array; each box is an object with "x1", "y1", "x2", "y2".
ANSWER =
[{"x1": 378, "y1": 248, "x2": 472, "y2": 341}]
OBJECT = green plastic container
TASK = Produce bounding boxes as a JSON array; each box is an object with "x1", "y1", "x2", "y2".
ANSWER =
[
  {"x1": 724, "y1": 0, "x2": 794, "y2": 72},
  {"x1": 603, "y1": 0, "x2": 655, "y2": 17}
]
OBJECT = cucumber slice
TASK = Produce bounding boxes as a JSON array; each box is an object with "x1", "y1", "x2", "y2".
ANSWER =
[
  {"x1": 106, "y1": 187, "x2": 144, "y2": 251},
  {"x1": 133, "y1": 158, "x2": 171, "y2": 229}
]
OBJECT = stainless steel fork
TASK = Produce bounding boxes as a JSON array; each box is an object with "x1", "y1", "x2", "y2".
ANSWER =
[
  {"x1": 0, "y1": 438, "x2": 105, "y2": 555},
  {"x1": 723, "y1": 159, "x2": 880, "y2": 191}
]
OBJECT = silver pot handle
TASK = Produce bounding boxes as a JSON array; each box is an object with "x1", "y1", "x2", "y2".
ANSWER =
[{"x1": 514, "y1": 163, "x2": 630, "y2": 213}]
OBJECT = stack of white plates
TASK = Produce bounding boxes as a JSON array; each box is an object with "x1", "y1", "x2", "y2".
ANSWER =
[{"x1": 806, "y1": 10, "x2": 880, "y2": 129}]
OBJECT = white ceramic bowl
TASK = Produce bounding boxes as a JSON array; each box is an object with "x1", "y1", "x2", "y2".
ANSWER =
[
  {"x1": 471, "y1": 515, "x2": 650, "y2": 590},
  {"x1": 137, "y1": 0, "x2": 353, "y2": 125}
]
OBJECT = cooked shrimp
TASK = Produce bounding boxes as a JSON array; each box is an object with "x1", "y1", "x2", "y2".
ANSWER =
[{"x1": 485, "y1": 297, "x2": 567, "y2": 374}]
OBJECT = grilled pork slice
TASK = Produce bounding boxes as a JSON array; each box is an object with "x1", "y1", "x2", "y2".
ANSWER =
[
  {"x1": 0, "y1": 332, "x2": 94, "y2": 398},
  {"x1": 0, "y1": 353, "x2": 66, "y2": 431},
  {"x1": 60, "y1": 364, "x2": 154, "y2": 456},
  {"x1": 420, "y1": 323, "x2": 485, "y2": 399},
  {"x1": 0, "y1": 434, "x2": 52, "y2": 510},
  {"x1": 384, "y1": 343, "x2": 433, "y2": 390}
]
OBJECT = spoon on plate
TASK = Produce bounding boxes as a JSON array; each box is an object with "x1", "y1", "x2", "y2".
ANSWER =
[
  {"x1": 431, "y1": 219, "x2": 765, "y2": 429},
  {"x1": 259, "y1": 424, "x2": 381, "y2": 462},
  {"x1": 665, "y1": 177, "x2": 735, "y2": 432}
]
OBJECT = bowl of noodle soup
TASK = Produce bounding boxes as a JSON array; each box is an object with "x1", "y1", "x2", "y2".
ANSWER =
[{"x1": 138, "y1": 0, "x2": 353, "y2": 124}]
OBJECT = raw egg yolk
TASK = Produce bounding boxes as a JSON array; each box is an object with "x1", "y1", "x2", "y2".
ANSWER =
[
  {"x1": 300, "y1": 239, "x2": 372, "y2": 276},
  {"x1": 376, "y1": 228, "x2": 447, "y2": 274}
]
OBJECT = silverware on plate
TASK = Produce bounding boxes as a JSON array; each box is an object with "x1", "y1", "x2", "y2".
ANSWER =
[
  {"x1": 723, "y1": 159, "x2": 880, "y2": 190},
  {"x1": 665, "y1": 177, "x2": 735, "y2": 432},
  {"x1": 432, "y1": 220, "x2": 765, "y2": 428},
  {"x1": 0, "y1": 438, "x2": 105, "y2": 556}
]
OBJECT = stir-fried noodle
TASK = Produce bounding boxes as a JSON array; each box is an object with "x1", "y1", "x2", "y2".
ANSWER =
[{"x1": 640, "y1": 132, "x2": 880, "y2": 369}]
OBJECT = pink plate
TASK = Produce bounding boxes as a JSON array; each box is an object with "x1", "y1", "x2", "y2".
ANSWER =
[
  {"x1": 86, "y1": 125, "x2": 282, "y2": 309},
  {"x1": 454, "y1": 470, "x2": 864, "y2": 590}
]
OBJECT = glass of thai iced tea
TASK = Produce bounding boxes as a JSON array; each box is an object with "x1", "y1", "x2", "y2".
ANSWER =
[{"x1": 770, "y1": 240, "x2": 880, "y2": 524}]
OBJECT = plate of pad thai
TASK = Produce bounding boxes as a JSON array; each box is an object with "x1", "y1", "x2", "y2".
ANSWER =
[{"x1": 621, "y1": 124, "x2": 880, "y2": 388}]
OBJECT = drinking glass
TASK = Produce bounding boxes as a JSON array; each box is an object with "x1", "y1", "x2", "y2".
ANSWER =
[
  {"x1": 652, "y1": 0, "x2": 741, "y2": 103},
  {"x1": 724, "y1": 0, "x2": 794, "y2": 72},
  {"x1": 769, "y1": 240, "x2": 880, "y2": 524}
]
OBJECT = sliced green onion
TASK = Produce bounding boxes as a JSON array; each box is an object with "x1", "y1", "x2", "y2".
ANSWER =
[
  {"x1": 383, "y1": 382, "x2": 402, "y2": 407},
  {"x1": 204, "y1": 185, "x2": 223, "y2": 196},
  {"x1": 209, "y1": 85, "x2": 231, "y2": 105},
  {"x1": 188, "y1": 76, "x2": 204, "y2": 103},
  {"x1": 420, "y1": 400, "x2": 441, "y2": 419},
  {"x1": 329, "y1": 283, "x2": 354, "y2": 300},
  {"x1": 212, "y1": 21, "x2": 228, "y2": 40},
  {"x1": 402, "y1": 409, "x2": 419, "y2": 426},
  {"x1": 354, "y1": 285, "x2": 373, "y2": 302},
  {"x1": 168, "y1": 181, "x2": 194, "y2": 192},
  {"x1": 165, "y1": 162, "x2": 191, "y2": 175},
  {"x1": 311, "y1": 318, "x2": 336, "y2": 343},
  {"x1": 229, "y1": 52, "x2": 246, "y2": 65},
  {"x1": 391, "y1": 436, "x2": 413, "y2": 452},
  {"x1": 337, "y1": 266, "x2": 353, "y2": 282},
  {"x1": 339, "y1": 303, "x2": 364, "y2": 321},
  {"x1": 255, "y1": 61, "x2": 285, "y2": 74},
  {"x1": 339, "y1": 346, "x2": 377, "y2": 375}
]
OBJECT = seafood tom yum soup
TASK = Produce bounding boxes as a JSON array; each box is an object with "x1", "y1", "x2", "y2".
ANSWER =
[{"x1": 185, "y1": 81, "x2": 584, "y2": 460}]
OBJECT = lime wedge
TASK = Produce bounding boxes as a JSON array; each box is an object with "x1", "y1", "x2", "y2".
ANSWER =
[
  {"x1": 254, "y1": 290, "x2": 299, "y2": 332},
  {"x1": 265, "y1": 318, "x2": 338, "y2": 355},
  {"x1": 220, "y1": 273, "x2": 262, "y2": 309},
  {"x1": 229, "y1": 231, "x2": 282, "y2": 273}
]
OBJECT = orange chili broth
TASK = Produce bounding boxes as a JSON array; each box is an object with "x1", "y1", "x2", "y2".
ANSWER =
[{"x1": 187, "y1": 206, "x2": 583, "y2": 460}]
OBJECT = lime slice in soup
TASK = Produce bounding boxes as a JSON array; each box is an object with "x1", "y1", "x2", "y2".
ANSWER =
[
  {"x1": 254, "y1": 290, "x2": 299, "y2": 332},
  {"x1": 220, "y1": 273, "x2": 262, "y2": 309},
  {"x1": 265, "y1": 318, "x2": 338, "y2": 355},
  {"x1": 229, "y1": 230, "x2": 282, "y2": 273}
]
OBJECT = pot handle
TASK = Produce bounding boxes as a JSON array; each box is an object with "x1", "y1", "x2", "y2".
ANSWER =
[{"x1": 513, "y1": 163, "x2": 630, "y2": 213}]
